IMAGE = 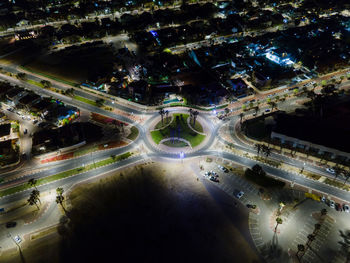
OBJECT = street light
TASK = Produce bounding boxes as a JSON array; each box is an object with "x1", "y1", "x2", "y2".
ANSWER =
[{"x1": 180, "y1": 151, "x2": 184, "y2": 163}]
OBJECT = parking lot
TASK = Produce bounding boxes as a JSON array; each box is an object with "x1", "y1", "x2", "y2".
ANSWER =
[{"x1": 199, "y1": 157, "x2": 350, "y2": 263}]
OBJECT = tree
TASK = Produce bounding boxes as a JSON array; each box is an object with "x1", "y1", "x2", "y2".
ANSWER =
[
  {"x1": 270, "y1": 101, "x2": 278, "y2": 111},
  {"x1": 28, "y1": 190, "x2": 41, "y2": 210},
  {"x1": 159, "y1": 109, "x2": 165, "y2": 125},
  {"x1": 16, "y1": 72, "x2": 27, "y2": 80},
  {"x1": 239, "y1": 112, "x2": 244, "y2": 123},
  {"x1": 254, "y1": 106, "x2": 259, "y2": 115},
  {"x1": 192, "y1": 110, "x2": 199, "y2": 126},
  {"x1": 165, "y1": 110, "x2": 169, "y2": 123},
  {"x1": 28, "y1": 178, "x2": 38, "y2": 190},
  {"x1": 32, "y1": 189, "x2": 41, "y2": 204},
  {"x1": 275, "y1": 217, "x2": 282, "y2": 232},
  {"x1": 313, "y1": 223, "x2": 321, "y2": 235},
  {"x1": 343, "y1": 171, "x2": 350, "y2": 186},
  {"x1": 254, "y1": 144, "x2": 262, "y2": 156},
  {"x1": 262, "y1": 145, "x2": 271, "y2": 158},
  {"x1": 296, "y1": 244, "x2": 305, "y2": 259},
  {"x1": 224, "y1": 108, "x2": 230, "y2": 115},
  {"x1": 306, "y1": 234, "x2": 315, "y2": 247},
  {"x1": 95, "y1": 99, "x2": 104, "y2": 107},
  {"x1": 252, "y1": 164, "x2": 265, "y2": 176},
  {"x1": 27, "y1": 195, "x2": 40, "y2": 210},
  {"x1": 40, "y1": 80, "x2": 52, "y2": 88},
  {"x1": 56, "y1": 187, "x2": 66, "y2": 213}
]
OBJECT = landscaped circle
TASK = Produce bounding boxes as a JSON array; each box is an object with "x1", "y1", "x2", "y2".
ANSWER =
[{"x1": 150, "y1": 113, "x2": 206, "y2": 149}]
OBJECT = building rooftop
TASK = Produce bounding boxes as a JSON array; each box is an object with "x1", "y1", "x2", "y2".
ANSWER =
[{"x1": 273, "y1": 107, "x2": 350, "y2": 153}]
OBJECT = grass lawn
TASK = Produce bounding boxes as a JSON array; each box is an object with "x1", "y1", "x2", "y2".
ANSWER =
[
  {"x1": 150, "y1": 113, "x2": 205, "y2": 147},
  {"x1": 127, "y1": 126, "x2": 139, "y2": 141},
  {"x1": 74, "y1": 95, "x2": 97, "y2": 106},
  {"x1": 154, "y1": 116, "x2": 172, "y2": 129},
  {"x1": 189, "y1": 119, "x2": 204, "y2": 133},
  {"x1": 26, "y1": 79, "x2": 44, "y2": 88},
  {"x1": 0, "y1": 152, "x2": 133, "y2": 198}
]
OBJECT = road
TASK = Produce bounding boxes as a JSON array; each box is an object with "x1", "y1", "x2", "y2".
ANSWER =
[{"x1": 0, "y1": 38, "x2": 350, "y2": 261}]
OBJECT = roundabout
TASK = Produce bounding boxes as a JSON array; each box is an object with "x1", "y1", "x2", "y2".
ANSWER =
[{"x1": 147, "y1": 111, "x2": 211, "y2": 154}]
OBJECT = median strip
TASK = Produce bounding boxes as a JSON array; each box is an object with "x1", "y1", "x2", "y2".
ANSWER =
[{"x1": 0, "y1": 152, "x2": 133, "y2": 198}]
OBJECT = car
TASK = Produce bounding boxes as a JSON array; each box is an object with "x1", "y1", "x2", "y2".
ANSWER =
[
  {"x1": 204, "y1": 171, "x2": 210, "y2": 176},
  {"x1": 343, "y1": 204, "x2": 350, "y2": 213},
  {"x1": 326, "y1": 168, "x2": 335, "y2": 174},
  {"x1": 14, "y1": 235, "x2": 21, "y2": 244},
  {"x1": 265, "y1": 109, "x2": 271, "y2": 112},
  {"x1": 33, "y1": 119, "x2": 38, "y2": 124},
  {"x1": 335, "y1": 203, "x2": 342, "y2": 211},
  {"x1": 218, "y1": 165, "x2": 228, "y2": 173},
  {"x1": 236, "y1": 191, "x2": 244, "y2": 199},
  {"x1": 330, "y1": 200, "x2": 335, "y2": 209},
  {"x1": 24, "y1": 129, "x2": 27, "y2": 134},
  {"x1": 211, "y1": 171, "x2": 219, "y2": 177},
  {"x1": 209, "y1": 176, "x2": 219, "y2": 182},
  {"x1": 6, "y1": 221, "x2": 16, "y2": 228},
  {"x1": 321, "y1": 196, "x2": 326, "y2": 202}
]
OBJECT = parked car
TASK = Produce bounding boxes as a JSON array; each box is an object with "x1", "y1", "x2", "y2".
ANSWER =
[
  {"x1": 209, "y1": 176, "x2": 219, "y2": 182},
  {"x1": 6, "y1": 221, "x2": 16, "y2": 228},
  {"x1": 236, "y1": 191, "x2": 244, "y2": 199},
  {"x1": 330, "y1": 200, "x2": 335, "y2": 209},
  {"x1": 321, "y1": 196, "x2": 326, "y2": 202},
  {"x1": 265, "y1": 109, "x2": 271, "y2": 113},
  {"x1": 343, "y1": 204, "x2": 350, "y2": 213},
  {"x1": 326, "y1": 168, "x2": 335, "y2": 174},
  {"x1": 335, "y1": 203, "x2": 342, "y2": 211},
  {"x1": 218, "y1": 165, "x2": 228, "y2": 173}
]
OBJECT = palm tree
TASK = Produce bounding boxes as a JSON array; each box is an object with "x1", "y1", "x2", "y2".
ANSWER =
[
  {"x1": 32, "y1": 189, "x2": 41, "y2": 204},
  {"x1": 254, "y1": 144, "x2": 262, "y2": 156},
  {"x1": 28, "y1": 190, "x2": 40, "y2": 210},
  {"x1": 275, "y1": 217, "x2": 282, "y2": 232},
  {"x1": 254, "y1": 106, "x2": 259, "y2": 115},
  {"x1": 28, "y1": 178, "x2": 38, "y2": 190},
  {"x1": 165, "y1": 110, "x2": 169, "y2": 123},
  {"x1": 159, "y1": 109, "x2": 165, "y2": 125},
  {"x1": 28, "y1": 195, "x2": 40, "y2": 210},
  {"x1": 270, "y1": 101, "x2": 278, "y2": 111},
  {"x1": 332, "y1": 166, "x2": 343, "y2": 182},
  {"x1": 263, "y1": 146, "x2": 271, "y2": 158},
  {"x1": 192, "y1": 110, "x2": 199, "y2": 126},
  {"x1": 56, "y1": 187, "x2": 66, "y2": 213},
  {"x1": 239, "y1": 112, "x2": 244, "y2": 124},
  {"x1": 296, "y1": 244, "x2": 305, "y2": 260},
  {"x1": 321, "y1": 208, "x2": 327, "y2": 219},
  {"x1": 306, "y1": 234, "x2": 315, "y2": 248},
  {"x1": 313, "y1": 223, "x2": 321, "y2": 235},
  {"x1": 343, "y1": 171, "x2": 350, "y2": 186}
]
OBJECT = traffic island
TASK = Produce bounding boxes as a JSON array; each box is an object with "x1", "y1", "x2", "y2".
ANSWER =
[{"x1": 150, "y1": 113, "x2": 206, "y2": 149}]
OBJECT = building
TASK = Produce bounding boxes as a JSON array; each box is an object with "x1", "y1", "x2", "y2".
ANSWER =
[{"x1": 271, "y1": 112, "x2": 350, "y2": 161}]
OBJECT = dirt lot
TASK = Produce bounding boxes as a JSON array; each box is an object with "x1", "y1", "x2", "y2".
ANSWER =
[{"x1": 59, "y1": 161, "x2": 260, "y2": 263}]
